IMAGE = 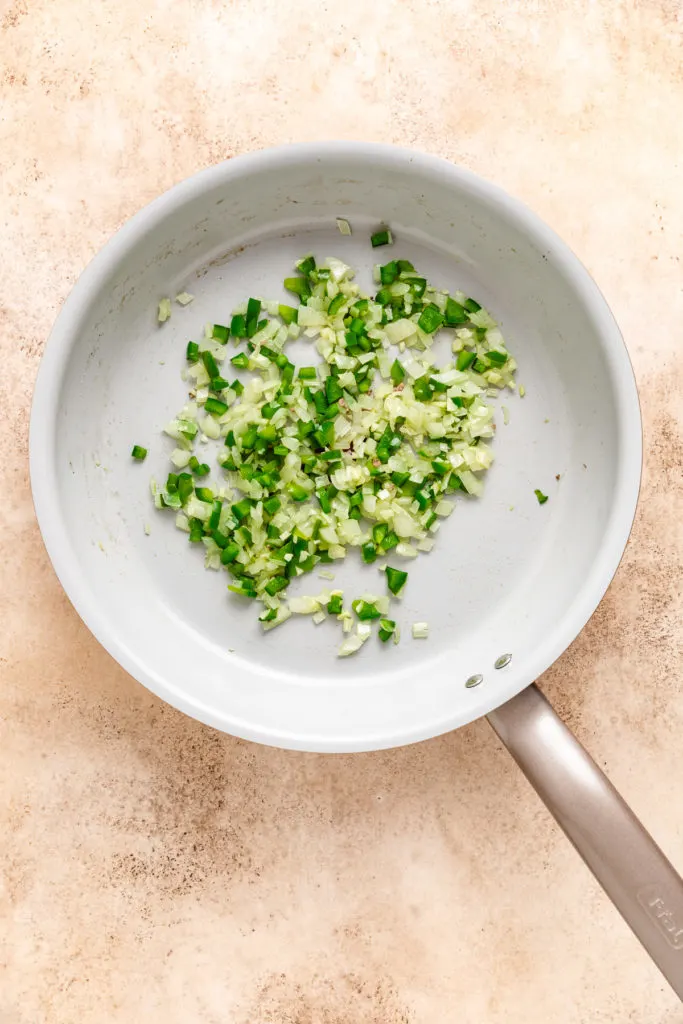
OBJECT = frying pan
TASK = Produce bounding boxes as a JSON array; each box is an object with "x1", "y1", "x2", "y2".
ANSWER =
[{"x1": 29, "y1": 142, "x2": 683, "y2": 997}]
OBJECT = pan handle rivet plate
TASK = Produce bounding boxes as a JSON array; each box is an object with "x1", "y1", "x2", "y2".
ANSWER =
[
  {"x1": 494, "y1": 653, "x2": 512, "y2": 670},
  {"x1": 465, "y1": 674, "x2": 483, "y2": 688}
]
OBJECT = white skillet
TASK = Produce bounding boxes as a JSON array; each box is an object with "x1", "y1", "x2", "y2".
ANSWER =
[{"x1": 29, "y1": 143, "x2": 683, "y2": 996}]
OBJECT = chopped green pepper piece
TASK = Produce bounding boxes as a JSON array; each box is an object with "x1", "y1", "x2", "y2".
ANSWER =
[
  {"x1": 212, "y1": 323, "x2": 230, "y2": 342},
  {"x1": 380, "y1": 531, "x2": 399, "y2": 552},
  {"x1": 230, "y1": 314, "x2": 247, "y2": 338},
  {"x1": 445, "y1": 298, "x2": 468, "y2": 325},
  {"x1": 456, "y1": 350, "x2": 476, "y2": 371},
  {"x1": 486, "y1": 350, "x2": 509, "y2": 367},
  {"x1": 287, "y1": 482, "x2": 309, "y2": 502},
  {"x1": 378, "y1": 618, "x2": 396, "y2": 642},
  {"x1": 205, "y1": 397, "x2": 228, "y2": 416},
  {"x1": 327, "y1": 293, "x2": 346, "y2": 317},
  {"x1": 245, "y1": 298, "x2": 262, "y2": 338},
  {"x1": 413, "y1": 376, "x2": 435, "y2": 402},
  {"x1": 380, "y1": 260, "x2": 398, "y2": 285},
  {"x1": 188, "y1": 456, "x2": 210, "y2": 477},
  {"x1": 325, "y1": 376, "x2": 343, "y2": 404},
  {"x1": 372, "y1": 523, "x2": 388, "y2": 545},
  {"x1": 418, "y1": 304, "x2": 444, "y2": 334},
  {"x1": 201, "y1": 350, "x2": 219, "y2": 380},
  {"x1": 188, "y1": 518, "x2": 204, "y2": 543},
  {"x1": 278, "y1": 304, "x2": 298, "y2": 325},
  {"x1": 390, "y1": 359, "x2": 405, "y2": 385},
  {"x1": 361, "y1": 542, "x2": 377, "y2": 564},
  {"x1": 296, "y1": 255, "x2": 316, "y2": 276},
  {"x1": 391, "y1": 471, "x2": 410, "y2": 487},
  {"x1": 265, "y1": 576, "x2": 289, "y2": 596},
  {"x1": 352, "y1": 599, "x2": 381, "y2": 621},
  {"x1": 385, "y1": 566, "x2": 408, "y2": 595},
  {"x1": 220, "y1": 543, "x2": 240, "y2": 564},
  {"x1": 209, "y1": 499, "x2": 222, "y2": 531},
  {"x1": 229, "y1": 499, "x2": 251, "y2": 522},
  {"x1": 284, "y1": 277, "x2": 312, "y2": 303},
  {"x1": 177, "y1": 473, "x2": 193, "y2": 504},
  {"x1": 371, "y1": 229, "x2": 393, "y2": 247}
]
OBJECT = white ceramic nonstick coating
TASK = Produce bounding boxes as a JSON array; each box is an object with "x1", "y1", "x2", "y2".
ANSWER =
[
  {"x1": 30, "y1": 142, "x2": 640, "y2": 752},
  {"x1": 32, "y1": 144, "x2": 683, "y2": 995}
]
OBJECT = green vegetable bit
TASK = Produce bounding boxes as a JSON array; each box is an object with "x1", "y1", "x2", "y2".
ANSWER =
[
  {"x1": 327, "y1": 293, "x2": 346, "y2": 317},
  {"x1": 361, "y1": 542, "x2": 377, "y2": 564},
  {"x1": 230, "y1": 313, "x2": 247, "y2": 338},
  {"x1": 378, "y1": 618, "x2": 396, "y2": 643},
  {"x1": 380, "y1": 260, "x2": 398, "y2": 285},
  {"x1": 390, "y1": 359, "x2": 405, "y2": 385},
  {"x1": 284, "y1": 276, "x2": 311, "y2": 303},
  {"x1": 189, "y1": 456, "x2": 210, "y2": 476},
  {"x1": 352, "y1": 599, "x2": 381, "y2": 621},
  {"x1": 385, "y1": 566, "x2": 408, "y2": 596},
  {"x1": 445, "y1": 298, "x2": 468, "y2": 325},
  {"x1": 296, "y1": 255, "x2": 316, "y2": 276},
  {"x1": 534, "y1": 489, "x2": 549, "y2": 505},
  {"x1": 177, "y1": 473, "x2": 193, "y2": 504},
  {"x1": 202, "y1": 350, "x2": 220, "y2": 380},
  {"x1": 220, "y1": 543, "x2": 240, "y2": 564},
  {"x1": 456, "y1": 350, "x2": 476, "y2": 371},
  {"x1": 418, "y1": 304, "x2": 443, "y2": 334},
  {"x1": 279, "y1": 304, "x2": 298, "y2": 325},
  {"x1": 212, "y1": 324, "x2": 230, "y2": 342},
  {"x1": 370, "y1": 229, "x2": 393, "y2": 247},
  {"x1": 245, "y1": 298, "x2": 262, "y2": 338},
  {"x1": 486, "y1": 350, "x2": 509, "y2": 367},
  {"x1": 131, "y1": 445, "x2": 147, "y2": 461},
  {"x1": 204, "y1": 397, "x2": 228, "y2": 416}
]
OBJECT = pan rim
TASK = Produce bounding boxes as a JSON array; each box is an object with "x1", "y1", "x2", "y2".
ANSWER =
[{"x1": 29, "y1": 141, "x2": 643, "y2": 751}]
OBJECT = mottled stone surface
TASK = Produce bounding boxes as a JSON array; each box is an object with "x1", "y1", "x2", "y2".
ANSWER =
[{"x1": 2, "y1": 0, "x2": 683, "y2": 1019}]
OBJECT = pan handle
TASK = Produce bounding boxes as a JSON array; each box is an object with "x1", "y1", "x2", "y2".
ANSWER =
[{"x1": 487, "y1": 683, "x2": 683, "y2": 1000}]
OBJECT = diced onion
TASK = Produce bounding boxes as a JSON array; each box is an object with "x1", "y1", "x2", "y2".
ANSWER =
[{"x1": 149, "y1": 246, "x2": 516, "y2": 657}]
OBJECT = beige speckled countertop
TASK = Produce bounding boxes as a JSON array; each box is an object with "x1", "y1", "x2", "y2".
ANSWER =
[{"x1": 2, "y1": 1, "x2": 683, "y2": 1020}]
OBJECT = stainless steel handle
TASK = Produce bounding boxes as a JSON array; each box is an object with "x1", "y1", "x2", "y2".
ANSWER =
[{"x1": 487, "y1": 683, "x2": 683, "y2": 1000}]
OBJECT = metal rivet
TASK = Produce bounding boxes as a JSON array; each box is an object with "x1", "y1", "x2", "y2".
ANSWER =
[
  {"x1": 494, "y1": 653, "x2": 512, "y2": 670},
  {"x1": 465, "y1": 674, "x2": 483, "y2": 689}
]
